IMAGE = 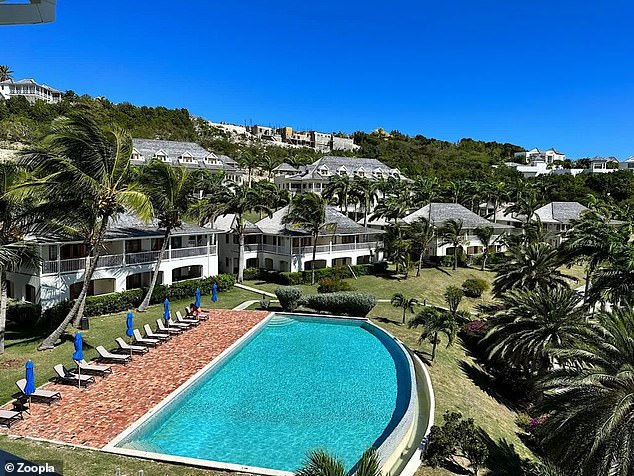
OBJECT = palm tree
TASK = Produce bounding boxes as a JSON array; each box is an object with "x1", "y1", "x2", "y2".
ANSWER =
[
  {"x1": 258, "y1": 153, "x2": 279, "y2": 180},
  {"x1": 408, "y1": 306, "x2": 461, "y2": 362},
  {"x1": 0, "y1": 65, "x2": 13, "y2": 82},
  {"x1": 323, "y1": 174, "x2": 353, "y2": 214},
  {"x1": 492, "y1": 243, "x2": 571, "y2": 297},
  {"x1": 238, "y1": 150, "x2": 260, "y2": 186},
  {"x1": 283, "y1": 193, "x2": 336, "y2": 285},
  {"x1": 474, "y1": 226, "x2": 500, "y2": 271},
  {"x1": 198, "y1": 182, "x2": 272, "y2": 283},
  {"x1": 351, "y1": 177, "x2": 379, "y2": 227},
  {"x1": 136, "y1": 160, "x2": 201, "y2": 311},
  {"x1": 481, "y1": 286, "x2": 590, "y2": 374},
  {"x1": 533, "y1": 306, "x2": 634, "y2": 475},
  {"x1": 391, "y1": 293, "x2": 418, "y2": 324},
  {"x1": 487, "y1": 180, "x2": 509, "y2": 222},
  {"x1": 505, "y1": 189, "x2": 540, "y2": 223},
  {"x1": 411, "y1": 177, "x2": 440, "y2": 208},
  {"x1": 379, "y1": 223, "x2": 411, "y2": 275},
  {"x1": 20, "y1": 114, "x2": 153, "y2": 349},
  {"x1": 406, "y1": 217, "x2": 435, "y2": 276},
  {"x1": 296, "y1": 447, "x2": 381, "y2": 476},
  {"x1": 0, "y1": 162, "x2": 53, "y2": 353},
  {"x1": 440, "y1": 219, "x2": 468, "y2": 271},
  {"x1": 371, "y1": 196, "x2": 408, "y2": 224}
]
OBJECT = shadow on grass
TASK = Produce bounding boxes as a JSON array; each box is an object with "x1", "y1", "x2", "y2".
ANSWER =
[
  {"x1": 458, "y1": 360, "x2": 520, "y2": 412},
  {"x1": 479, "y1": 430, "x2": 534, "y2": 476},
  {"x1": 4, "y1": 327, "x2": 49, "y2": 349},
  {"x1": 373, "y1": 316, "x2": 402, "y2": 325}
]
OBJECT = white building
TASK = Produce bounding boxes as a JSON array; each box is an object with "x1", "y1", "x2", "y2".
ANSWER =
[
  {"x1": 9, "y1": 214, "x2": 219, "y2": 309},
  {"x1": 215, "y1": 206, "x2": 384, "y2": 274},
  {"x1": 513, "y1": 147, "x2": 566, "y2": 164},
  {"x1": 585, "y1": 157, "x2": 619, "y2": 174},
  {"x1": 131, "y1": 139, "x2": 245, "y2": 183},
  {"x1": 402, "y1": 203, "x2": 514, "y2": 257},
  {"x1": 0, "y1": 78, "x2": 62, "y2": 104},
  {"x1": 620, "y1": 156, "x2": 634, "y2": 172},
  {"x1": 275, "y1": 156, "x2": 404, "y2": 195}
]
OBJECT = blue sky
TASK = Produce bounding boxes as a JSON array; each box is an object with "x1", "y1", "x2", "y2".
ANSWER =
[{"x1": 2, "y1": 1, "x2": 634, "y2": 159}]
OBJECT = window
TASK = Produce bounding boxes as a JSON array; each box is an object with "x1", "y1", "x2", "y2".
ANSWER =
[
  {"x1": 60, "y1": 243, "x2": 85, "y2": 260},
  {"x1": 25, "y1": 284, "x2": 36, "y2": 303},
  {"x1": 341, "y1": 235, "x2": 355, "y2": 244},
  {"x1": 151, "y1": 238, "x2": 164, "y2": 251},
  {"x1": 48, "y1": 245, "x2": 58, "y2": 261},
  {"x1": 171, "y1": 236, "x2": 183, "y2": 249},
  {"x1": 6, "y1": 280, "x2": 14, "y2": 299},
  {"x1": 125, "y1": 240, "x2": 142, "y2": 253}
]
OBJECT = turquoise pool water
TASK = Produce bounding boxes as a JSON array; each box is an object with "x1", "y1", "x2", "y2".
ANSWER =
[{"x1": 116, "y1": 314, "x2": 412, "y2": 472}]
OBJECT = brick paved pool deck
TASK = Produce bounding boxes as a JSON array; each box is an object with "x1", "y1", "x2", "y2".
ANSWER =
[{"x1": 0, "y1": 310, "x2": 269, "y2": 448}]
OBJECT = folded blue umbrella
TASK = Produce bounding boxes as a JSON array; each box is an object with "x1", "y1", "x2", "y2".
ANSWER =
[
  {"x1": 211, "y1": 283, "x2": 218, "y2": 303},
  {"x1": 24, "y1": 360, "x2": 35, "y2": 395},
  {"x1": 72, "y1": 332, "x2": 84, "y2": 361},
  {"x1": 126, "y1": 311, "x2": 134, "y2": 338},
  {"x1": 163, "y1": 298, "x2": 171, "y2": 322},
  {"x1": 195, "y1": 288, "x2": 201, "y2": 308}
]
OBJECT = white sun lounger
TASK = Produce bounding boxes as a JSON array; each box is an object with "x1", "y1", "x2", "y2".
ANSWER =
[
  {"x1": 176, "y1": 311, "x2": 199, "y2": 325},
  {"x1": 132, "y1": 329, "x2": 159, "y2": 347},
  {"x1": 15, "y1": 379, "x2": 61, "y2": 404},
  {"x1": 156, "y1": 319, "x2": 183, "y2": 334},
  {"x1": 53, "y1": 364, "x2": 95, "y2": 387},
  {"x1": 0, "y1": 409, "x2": 23, "y2": 428},
  {"x1": 75, "y1": 359, "x2": 112, "y2": 377},
  {"x1": 168, "y1": 318, "x2": 190, "y2": 329},
  {"x1": 96, "y1": 345, "x2": 131, "y2": 363},
  {"x1": 115, "y1": 337, "x2": 148, "y2": 354},
  {"x1": 144, "y1": 324, "x2": 169, "y2": 341}
]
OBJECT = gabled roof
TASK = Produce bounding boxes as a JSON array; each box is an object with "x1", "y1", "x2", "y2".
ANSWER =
[
  {"x1": 256, "y1": 206, "x2": 381, "y2": 236},
  {"x1": 546, "y1": 148, "x2": 564, "y2": 154},
  {"x1": 133, "y1": 139, "x2": 211, "y2": 162},
  {"x1": 534, "y1": 202, "x2": 589, "y2": 224},
  {"x1": 402, "y1": 203, "x2": 510, "y2": 229},
  {"x1": 285, "y1": 155, "x2": 405, "y2": 181},
  {"x1": 212, "y1": 214, "x2": 260, "y2": 234},
  {"x1": 272, "y1": 162, "x2": 298, "y2": 172}
]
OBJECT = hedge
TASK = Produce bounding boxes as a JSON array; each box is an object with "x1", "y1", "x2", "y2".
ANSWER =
[
  {"x1": 317, "y1": 277, "x2": 354, "y2": 293},
  {"x1": 44, "y1": 273, "x2": 236, "y2": 320},
  {"x1": 301, "y1": 292, "x2": 377, "y2": 317},
  {"x1": 254, "y1": 264, "x2": 381, "y2": 286},
  {"x1": 461, "y1": 278, "x2": 490, "y2": 298},
  {"x1": 275, "y1": 286, "x2": 303, "y2": 312}
]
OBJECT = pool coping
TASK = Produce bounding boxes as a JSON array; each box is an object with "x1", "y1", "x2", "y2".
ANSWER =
[{"x1": 102, "y1": 312, "x2": 420, "y2": 476}]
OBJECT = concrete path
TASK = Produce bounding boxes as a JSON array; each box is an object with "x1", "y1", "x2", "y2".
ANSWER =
[{"x1": 234, "y1": 282, "x2": 276, "y2": 298}]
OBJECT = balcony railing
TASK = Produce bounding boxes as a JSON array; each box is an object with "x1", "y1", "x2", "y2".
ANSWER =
[{"x1": 42, "y1": 245, "x2": 217, "y2": 275}]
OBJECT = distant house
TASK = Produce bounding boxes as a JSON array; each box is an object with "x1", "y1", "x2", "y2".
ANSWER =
[
  {"x1": 0, "y1": 78, "x2": 62, "y2": 104},
  {"x1": 271, "y1": 162, "x2": 299, "y2": 177},
  {"x1": 10, "y1": 214, "x2": 219, "y2": 309},
  {"x1": 402, "y1": 203, "x2": 513, "y2": 258},
  {"x1": 275, "y1": 156, "x2": 405, "y2": 195},
  {"x1": 131, "y1": 139, "x2": 244, "y2": 183},
  {"x1": 513, "y1": 147, "x2": 566, "y2": 164},
  {"x1": 585, "y1": 157, "x2": 619, "y2": 174},
  {"x1": 620, "y1": 156, "x2": 634, "y2": 172},
  {"x1": 214, "y1": 206, "x2": 383, "y2": 273},
  {"x1": 533, "y1": 201, "x2": 591, "y2": 246}
]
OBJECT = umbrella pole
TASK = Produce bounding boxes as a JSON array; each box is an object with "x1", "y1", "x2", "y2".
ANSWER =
[{"x1": 77, "y1": 365, "x2": 81, "y2": 389}]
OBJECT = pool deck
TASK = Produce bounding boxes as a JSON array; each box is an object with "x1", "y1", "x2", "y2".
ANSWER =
[{"x1": 0, "y1": 310, "x2": 269, "y2": 448}]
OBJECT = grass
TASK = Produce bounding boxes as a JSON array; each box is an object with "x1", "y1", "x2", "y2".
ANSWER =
[
  {"x1": 0, "y1": 287, "x2": 256, "y2": 405},
  {"x1": 0, "y1": 435, "x2": 241, "y2": 476}
]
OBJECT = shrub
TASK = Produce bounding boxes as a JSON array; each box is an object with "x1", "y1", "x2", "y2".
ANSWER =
[
  {"x1": 438, "y1": 255, "x2": 454, "y2": 268},
  {"x1": 7, "y1": 302, "x2": 42, "y2": 328},
  {"x1": 279, "y1": 272, "x2": 303, "y2": 286},
  {"x1": 301, "y1": 292, "x2": 377, "y2": 317},
  {"x1": 461, "y1": 278, "x2": 490, "y2": 298},
  {"x1": 275, "y1": 286, "x2": 303, "y2": 312},
  {"x1": 372, "y1": 261, "x2": 389, "y2": 274},
  {"x1": 242, "y1": 267, "x2": 260, "y2": 280},
  {"x1": 84, "y1": 289, "x2": 143, "y2": 316},
  {"x1": 210, "y1": 273, "x2": 236, "y2": 291},
  {"x1": 317, "y1": 277, "x2": 354, "y2": 293}
]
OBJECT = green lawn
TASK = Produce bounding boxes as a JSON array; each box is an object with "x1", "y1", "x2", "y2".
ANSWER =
[{"x1": 0, "y1": 287, "x2": 255, "y2": 405}]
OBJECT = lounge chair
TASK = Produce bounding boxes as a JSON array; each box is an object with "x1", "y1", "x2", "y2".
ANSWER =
[
  {"x1": 156, "y1": 319, "x2": 183, "y2": 335},
  {"x1": 15, "y1": 379, "x2": 62, "y2": 404},
  {"x1": 115, "y1": 337, "x2": 148, "y2": 354},
  {"x1": 0, "y1": 409, "x2": 23, "y2": 428},
  {"x1": 176, "y1": 311, "x2": 199, "y2": 326},
  {"x1": 96, "y1": 345, "x2": 131, "y2": 364},
  {"x1": 53, "y1": 364, "x2": 95, "y2": 387},
  {"x1": 132, "y1": 329, "x2": 159, "y2": 347},
  {"x1": 75, "y1": 359, "x2": 112, "y2": 377},
  {"x1": 186, "y1": 306, "x2": 208, "y2": 320},
  {"x1": 168, "y1": 318, "x2": 190, "y2": 329},
  {"x1": 144, "y1": 324, "x2": 170, "y2": 341}
]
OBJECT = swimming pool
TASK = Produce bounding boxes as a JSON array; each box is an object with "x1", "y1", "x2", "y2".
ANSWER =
[{"x1": 109, "y1": 313, "x2": 415, "y2": 473}]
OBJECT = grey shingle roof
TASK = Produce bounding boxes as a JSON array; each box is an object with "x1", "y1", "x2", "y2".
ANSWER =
[
  {"x1": 272, "y1": 163, "x2": 298, "y2": 172},
  {"x1": 534, "y1": 202, "x2": 589, "y2": 224},
  {"x1": 212, "y1": 214, "x2": 261, "y2": 234},
  {"x1": 256, "y1": 206, "x2": 381, "y2": 236},
  {"x1": 403, "y1": 203, "x2": 511, "y2": 229},
  {"x1": 288, "y1": 156, "x2": 403, "y2": 180}
]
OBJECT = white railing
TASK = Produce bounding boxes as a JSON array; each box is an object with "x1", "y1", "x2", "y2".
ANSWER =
[
  {"x1": 170, "y1": 246, "x2": 208, "y2": 259},
  {"x1": 97, "y1": 254, "x2": 124, "y2": 268},
  {"x1": 291, "y1": 241, "x2": 379, "y2": 255},
  {"x1": 60, "y1": 257, "x2": 86, "y2": 274},
  {"x1": 126, "y1": 250, "x2": 160, "y2": 265},
  {"x1": 209, "y1": 244, "x2": 217, "y2": 255}
]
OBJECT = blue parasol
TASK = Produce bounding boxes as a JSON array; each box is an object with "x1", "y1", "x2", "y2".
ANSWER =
[
  {"x1": 72, "y1": 332, "x2": 84, "y2": 387},
  {"x1": 195, "y1": 288, "x2": 201, "y2": 308},
  {"x1": 24, "y1": 360, "x2": 35, "y2": 395},
  {"x1": 163, "y1": 298, "x2": 171, "y2": 322},
  {"x1": 126, "y1": 311, "x2": 134, "y2": 338},
  {"x1": 211, "y1": 282, "x2": 218, "y2": 303}
]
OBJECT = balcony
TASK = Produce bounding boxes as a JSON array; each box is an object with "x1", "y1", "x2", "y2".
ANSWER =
[
  {"x1": 42, "y1": 245, "x2": 218, "y2": 275},
  {"x1": 256, "y1": 241, "x2": 379, "y2": 256}
]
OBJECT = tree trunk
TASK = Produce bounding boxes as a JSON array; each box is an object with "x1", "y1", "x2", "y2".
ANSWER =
[
  {"x1": 71, "y1": 250, "x2": 103, "y2": 328},
  {"x1": 431, "y1": 331, "x2": 438, "y2": 361},
  {"x1": 363, "y1": 201, "x2": 369, "y2": 228},
  {"x1": 493, "y1": 198, "x2": 498, "y2": 223},
  {"x1": 237, "y1": 231, "x2": 245, "y2": 283},
  {"x1": 40, "y1": 218, "x2": 109, "y2": 350},
  {"x1": 402, "y1": 307, "x2": 406, "y2": 324},
  {"x1": 0, "y1": 270, "x2": 6, "y2": 354},
  {"x1": 481, "y1": 250, "x2": 487, "y2": 272},
  {"x1": 417, "y1": 250, "x2": 424, "y2": 277},
  {"x1": 584, "y1": 265, "x2": 592, "y2": 304},
  {"x1": 311, "y1": 233, "x2": 317, "y2": 285},
  {"x1": 453, "y1": 245, "x2": 458, "y2": 270},
  {"x1": 138, "y1": 229, "x2": 170, "y2": 311}
]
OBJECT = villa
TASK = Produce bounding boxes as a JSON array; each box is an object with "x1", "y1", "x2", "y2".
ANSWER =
[
  {"x1": 131, "y1": 138, "x2": 245, "y2": 184},
  {"x1": 8, "y1": 214, "x2": 219, "y2": 309},
  {"x1": 402, "y1": 203, "x2": 513, "y2": 257},
  {"x1": 0, "y1": 78, "x2": 62, "y2": 104},
  {"x1": 513, "y1": 147, "x2": 566, "y2": 164},
  {"x1": 274, "y1": 155, "x2": 406, "y2": 195},
  {"x1": 214, "y1": 206, "x2": 384, "y2": 273}
]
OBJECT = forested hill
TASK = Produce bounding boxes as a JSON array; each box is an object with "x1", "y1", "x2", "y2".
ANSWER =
[{"x1": 0, "y1": 92, "x2": 525, "y2": 179}]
